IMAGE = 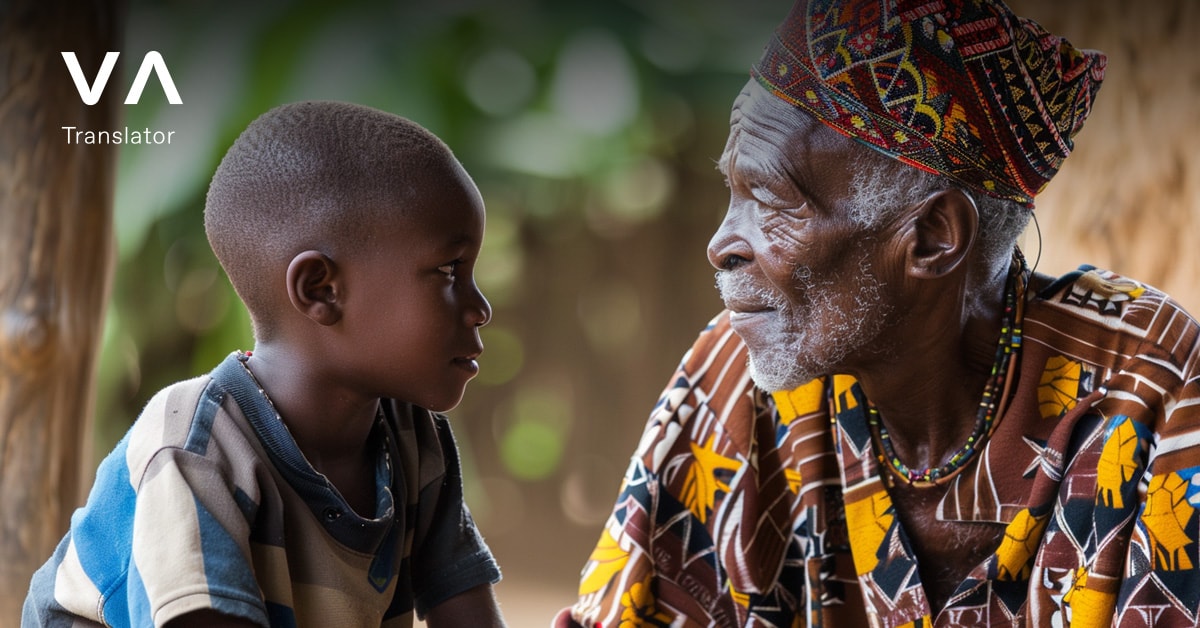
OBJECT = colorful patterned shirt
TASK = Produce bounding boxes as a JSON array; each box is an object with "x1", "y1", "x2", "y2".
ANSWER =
[
  {"x1": 562, "y1": 266, "x2": 1200, "y2": 627},
  {"x1": 23, "y1": 353, "x2": 500, "y2": 627}
]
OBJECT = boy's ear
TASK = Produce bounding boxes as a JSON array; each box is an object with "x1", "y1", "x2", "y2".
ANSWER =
[
  {"x1": 906, "y1": 188, "x2": 978, "y2": 279},
  {"x1": 286, "y1": 251, "x2": 342, "y2": 326}
]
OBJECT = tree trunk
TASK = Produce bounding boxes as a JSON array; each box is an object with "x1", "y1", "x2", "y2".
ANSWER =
[{"x1": 0, "y1": 0, "x2": 121, "y2": 618}]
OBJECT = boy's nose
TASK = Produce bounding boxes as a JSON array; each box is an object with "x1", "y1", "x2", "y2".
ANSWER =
[{"x1": 467, "y1": 286, "x2": 491, "y2": 327}]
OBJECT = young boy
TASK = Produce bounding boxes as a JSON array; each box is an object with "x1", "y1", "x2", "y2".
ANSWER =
[{"x1": 23, "y1": 102, "x2": 506, "y2": 627}]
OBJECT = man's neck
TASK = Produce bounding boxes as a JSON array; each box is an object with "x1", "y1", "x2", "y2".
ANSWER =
[{"x1": 848, "y1": 266, "x2": 1011, "y2": 473}]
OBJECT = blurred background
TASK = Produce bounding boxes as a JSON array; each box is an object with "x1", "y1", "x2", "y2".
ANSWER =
[{"x1": 88, "y1": 0, "x2": 1199, "y2": 624}]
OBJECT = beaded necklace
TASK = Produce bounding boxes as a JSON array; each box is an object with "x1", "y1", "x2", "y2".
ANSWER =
[{"x1": 868, "y1": 250, "x2": 1027, "y2": 487}]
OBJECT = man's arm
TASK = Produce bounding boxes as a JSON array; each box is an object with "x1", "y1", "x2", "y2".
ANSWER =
[
  {"x1": 423, "y1": 583, "x2": 505, "y2": 627},
  {"x1": 561, "y1": 312, "x2": 747, "y2": 627}
]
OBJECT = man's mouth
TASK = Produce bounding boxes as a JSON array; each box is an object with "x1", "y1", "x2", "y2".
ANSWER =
[
  {"x1": 725, "y1": 301, "x2": 775, "y2": 316},
  {"x1": 716, "y1": 270, "x2": 782, "y2": 316}
]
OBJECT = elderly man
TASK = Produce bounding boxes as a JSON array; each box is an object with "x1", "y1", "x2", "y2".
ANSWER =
[{"x1": 557, "y1": 0, "x2": 1200, "y2": 626}]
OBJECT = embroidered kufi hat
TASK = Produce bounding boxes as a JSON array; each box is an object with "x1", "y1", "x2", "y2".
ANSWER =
[{"x1": 752, "y1": 0, "x2": 1106, "y2": 207}]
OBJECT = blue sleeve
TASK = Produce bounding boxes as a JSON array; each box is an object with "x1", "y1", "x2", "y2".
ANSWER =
[
  {"x1": 22, "y1": 379, "x2": 270, "y2": 628},
  {"x1": 22, "y1": 435, "x2": 141, "y2": 627},
  {"x1": 22, "y1": 533, "x2": 84, "y2": 627}
]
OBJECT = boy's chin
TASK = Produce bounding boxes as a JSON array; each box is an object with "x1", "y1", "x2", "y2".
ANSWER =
[{"x1": 421, "y1": 388, "x2": 469, "y2": 414}]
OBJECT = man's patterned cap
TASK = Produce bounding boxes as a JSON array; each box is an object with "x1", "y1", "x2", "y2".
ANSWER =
[{"x1": 752, "y1": 0, "x2": 1106, "y2": 207}]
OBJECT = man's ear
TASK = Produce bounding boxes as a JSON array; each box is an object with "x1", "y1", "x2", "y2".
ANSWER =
[
  {"x1": 906, "y1": 188, "x2": 978, "y2": 279},
  {"x1": 286, "y1": 251, "x2": 342, "y2": 326}
]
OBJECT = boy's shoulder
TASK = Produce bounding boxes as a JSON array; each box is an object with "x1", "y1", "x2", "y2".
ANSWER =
[
  {"x1": 132, "y1": 371, "x2": 215, "y2": 433},
  {"x1": 123, "y1": 372, "x2": 220, "y2": 471},
  {"x1": 123, "y1": 360, "x2": 267, "y2": 487}
]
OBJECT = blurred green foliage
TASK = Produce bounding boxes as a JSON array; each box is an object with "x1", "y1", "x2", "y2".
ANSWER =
[{"x1": 97, "y1": 0, "x2": 786, "y2": 584}]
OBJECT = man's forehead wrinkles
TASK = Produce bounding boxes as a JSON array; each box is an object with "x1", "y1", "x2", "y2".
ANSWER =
[
  {"x1": 726, "y1": 82, "x2": 842, "y2": 204},
  {"x1": 734, "y1": 121, "x2": 819, "y2": 186},
  {"x1": 732, "y1": 146, "x2": 787, "y2": 184}
]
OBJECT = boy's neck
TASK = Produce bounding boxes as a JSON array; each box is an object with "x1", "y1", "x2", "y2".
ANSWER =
[{"x1": 238, "y1": 344, "x2": 380, "y2": 470}]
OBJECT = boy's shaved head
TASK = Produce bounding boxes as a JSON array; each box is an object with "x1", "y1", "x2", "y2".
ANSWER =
[{"x1": 204, "y1": 101, "x2": 455, "y2": 339}]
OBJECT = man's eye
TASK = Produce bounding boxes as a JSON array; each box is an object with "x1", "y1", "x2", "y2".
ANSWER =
[
  {"x1": 751, "y1": 185, "x2": 790, "y2": 208},
  {"x1": 438, "y1": 261, "x2": 460, "y2": 277}
]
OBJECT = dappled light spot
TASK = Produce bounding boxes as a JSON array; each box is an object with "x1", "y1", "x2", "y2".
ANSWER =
[
  {"x1": 465, "y1": 48, "x2": 537, "y2": 117},
  {"x1": 577, "y1": 280, "x2": 642, "y2": 357},
  {"x1": 551, "y1": 30, "x2": 637, "y2": 135},
  {"x1": 501, "y1": 420, "x2": 564, "y2": 481},
  {"x1": 496, "y1": 385, "x2": 573, "y2": 481}
]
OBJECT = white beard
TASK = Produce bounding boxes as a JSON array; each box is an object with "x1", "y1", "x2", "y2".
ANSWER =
[{"x1": 716, "y1": 254, "x2": 889, "y2": 392}]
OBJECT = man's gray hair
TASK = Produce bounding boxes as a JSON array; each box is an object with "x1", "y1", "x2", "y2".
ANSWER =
[{"x1": 844, "y1": 150, "x2": 1032, "y2": 279}]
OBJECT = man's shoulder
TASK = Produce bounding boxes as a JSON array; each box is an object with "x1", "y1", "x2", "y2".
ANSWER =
[
  {"x1": 1035, "y1": 265, "x2": 1198, "y2": 331},
  {"x1": 1031, "y1": 265, "x2": 1200, "y2": 368},
  {"x1": 1038, "y1": 265, "x2": 1164, "y2": 304}
]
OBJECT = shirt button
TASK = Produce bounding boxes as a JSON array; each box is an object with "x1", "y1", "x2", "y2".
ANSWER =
[{"x1": 324, "y1": 507, "x2": 343, "y2": 521}]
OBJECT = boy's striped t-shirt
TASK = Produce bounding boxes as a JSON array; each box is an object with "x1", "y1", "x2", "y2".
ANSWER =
[{"x1": 23, "y1": 352, "x2": 500, "y2": 627}]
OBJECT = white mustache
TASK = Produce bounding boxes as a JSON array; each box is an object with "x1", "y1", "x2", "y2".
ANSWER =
[{"x1": 714, "y1": 270, "x2": 788, "y2": 310}]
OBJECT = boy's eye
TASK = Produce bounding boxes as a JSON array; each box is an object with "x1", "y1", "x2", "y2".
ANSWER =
[{"x1": 438, "y1": 260, "x2": 461, "y2": 277}]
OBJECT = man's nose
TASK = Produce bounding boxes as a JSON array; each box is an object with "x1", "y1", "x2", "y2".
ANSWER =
[{"x1": 707, "y1": 207, "x2": 753, "y2": 271}]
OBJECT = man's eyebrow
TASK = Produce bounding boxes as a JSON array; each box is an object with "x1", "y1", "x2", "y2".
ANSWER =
[
  {"x1": 762, "y1": 128, "x2": 830, "y2": 208},
  {"x1": 786, "y1": 163, "x2": 821, "y2": 205},
  {"x1": 786, "y1": 166, "x2": 836, "y2": 212},
  {"x1": 715, "y1": 134, "x2": 824, "y2": 207}
]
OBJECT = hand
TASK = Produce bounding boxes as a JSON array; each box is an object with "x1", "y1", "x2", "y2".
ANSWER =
[
  {"x1": 552, "y1": 607, "x2": 588, "y2": 628},
  {"x1": 424, "y1": 583, "x2": 506, "y2": 628},
  {"x1": 164, "y1": 608, "x2": 262, "y2": 627}
]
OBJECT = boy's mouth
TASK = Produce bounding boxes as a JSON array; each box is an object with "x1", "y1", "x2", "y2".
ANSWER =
[
  {"x1": 453, "y1": 349, "x2": 482, "y2": 375},
  {"x1": 453, "y1": 357, "x2": 480, "y2": 376}
]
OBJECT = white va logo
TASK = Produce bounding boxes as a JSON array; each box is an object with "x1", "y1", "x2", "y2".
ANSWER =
[{"x1": 61, "y1": 51, "x2": 182, "y2": 105}]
